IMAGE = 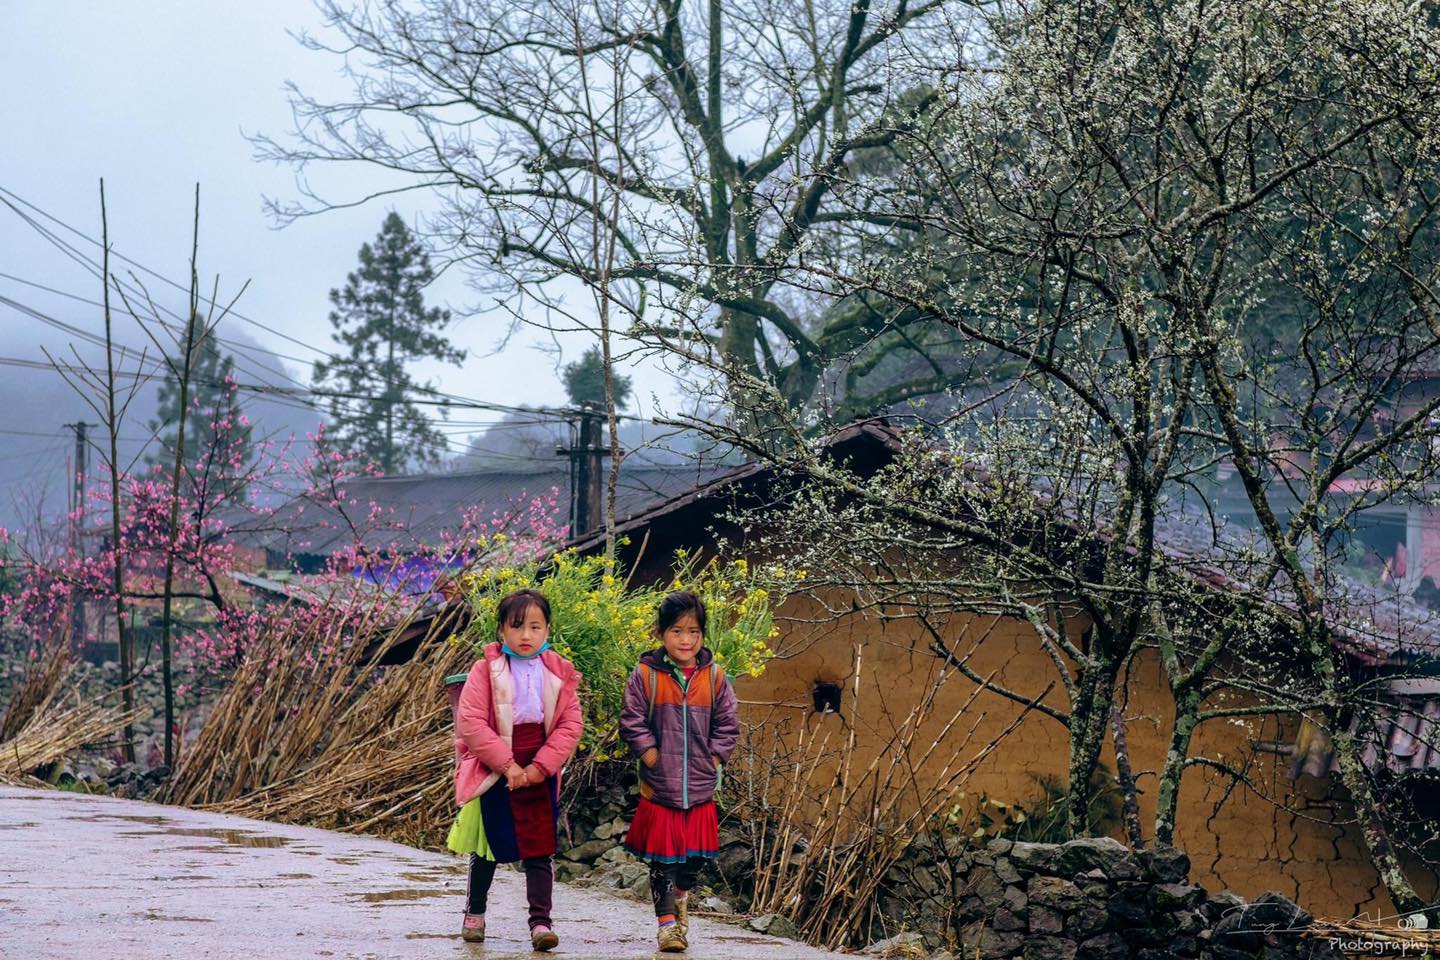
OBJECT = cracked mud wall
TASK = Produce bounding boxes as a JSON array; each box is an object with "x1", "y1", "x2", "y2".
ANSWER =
[{"x1": 735, "y1": 592, "x2": 1438, "y2": 922}]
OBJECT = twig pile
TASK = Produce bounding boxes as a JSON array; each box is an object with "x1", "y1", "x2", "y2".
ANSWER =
[
  {"x1": 212, "y1": 623, "x2": 470, "y2": 846},
  {"x1": 164, "y1": 590, "x2": 472, "y2": 848},
  {"x1": 0, "y1": 632, "x2": 71, "y2": 742},
  {"x1": 0, "y1": 638, "x2": 143, "y2": 786}
]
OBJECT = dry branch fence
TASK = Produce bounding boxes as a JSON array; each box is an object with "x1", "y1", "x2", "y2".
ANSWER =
[
  {"x1": 726, "y1": 643, "x2": 1037, "y2": 950},
  {"x1": 162, "y1": 590, "x2": 472, "y2": 848},
  {"x1": 1, "y1": 631, "x2": 143, "y2": 787}
]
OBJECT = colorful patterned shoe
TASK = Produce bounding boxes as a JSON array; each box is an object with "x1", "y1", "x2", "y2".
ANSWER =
[
  {"x1": 531, "y1": 924, "x2": 559, "y2": 951},
  {"x1": 658, "y1": 922, "x2": 688, "y2": 952},
  {"x1": 461, "y1": 913, "x2": 486, "y2": 942}
]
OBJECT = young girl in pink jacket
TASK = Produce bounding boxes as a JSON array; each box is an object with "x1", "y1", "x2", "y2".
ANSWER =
[{"x1": 447, "y1": 588, "x2": 583, "y2": 951}]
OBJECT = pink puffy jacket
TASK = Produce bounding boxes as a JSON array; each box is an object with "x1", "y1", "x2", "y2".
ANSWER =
[{"x1": 453, "y1": 642, "x2": 583, "y2": 807}]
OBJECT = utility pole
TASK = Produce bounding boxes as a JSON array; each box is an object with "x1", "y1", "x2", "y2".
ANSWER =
[
  {"x1": 557, "y1": 404, "x2": 607, "y2": 536},
  {"x1": 63, "y1": 421, "x2": 93, "y2": 649}
]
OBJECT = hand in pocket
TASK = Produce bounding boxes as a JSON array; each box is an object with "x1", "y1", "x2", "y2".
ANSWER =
[{"x1": 641, "y1": 747, "x2": 659, "y2": 769}]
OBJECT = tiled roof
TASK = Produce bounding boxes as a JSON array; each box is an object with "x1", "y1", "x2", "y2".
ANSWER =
[
  {"x1": 1151, "y1": 511, "x2": 1440, "y2": 665},
  {"x1": 1291, "y1": 681, "x2": 1440, "y2": 777},
  {"x1": 563, "y1": 423, "x2": 1440, "y2": 666}
]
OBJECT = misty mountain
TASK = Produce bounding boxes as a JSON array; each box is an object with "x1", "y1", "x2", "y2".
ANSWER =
[{"x1": 0, "y1": 316, "x2": 324, "y2": 539}]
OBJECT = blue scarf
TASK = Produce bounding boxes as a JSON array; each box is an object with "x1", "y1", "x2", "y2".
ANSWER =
[{"x1": 501, "y1": 641, "x2": 551, "y2": 660}]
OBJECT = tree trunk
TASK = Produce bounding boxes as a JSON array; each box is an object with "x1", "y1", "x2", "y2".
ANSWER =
[
  {"x1": 385, "y1": 314, "x2": 395, "y2": 473},
  {"x1": 1066, "y1": 659, "x2": 1116, "y2": 837},
  {"x1": 1111, "y1": 699, "x2": 1145, "y2": 849},
  {"x1": 1154, "y1": 689, "x2": 1200, "y2": 847},
  {"x1": 159, "y1": 185, "x2": 203, "y2": 770},
  {"x1": 99, "y1": 180, "x2": 135, "y2": 764}
]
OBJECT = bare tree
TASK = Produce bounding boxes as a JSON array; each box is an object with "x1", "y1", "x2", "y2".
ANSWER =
[
  {"x1": 154, "y1": 189, "x2": 205, "y2": 770},
  {"x1": 39, "y1": 180, "x2": 158, "y2": 763},
  {"x1": 256, "y1": 0, "x2": 984, "y2": 412},
  {"x1": 100, "y1": 182, "x2": 142, "y2": 764}
]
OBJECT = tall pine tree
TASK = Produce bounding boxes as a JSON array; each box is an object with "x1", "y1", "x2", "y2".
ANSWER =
[
  {"x1": 148, "y1": 333, "x2": 254, "y2": 500},
  {"x1": 315, "y1": 212, "x2": 465, "y2": 473}
]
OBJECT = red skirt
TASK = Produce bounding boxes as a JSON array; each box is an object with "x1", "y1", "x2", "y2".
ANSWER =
[
  {"x1": 624, "y1": 797, "x2": 719, "y2": 863},
  {"x1": 478, "y1": 721, "x2": 557, "y2": 861}
]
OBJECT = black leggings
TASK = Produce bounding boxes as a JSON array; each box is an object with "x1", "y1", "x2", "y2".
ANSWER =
[
  {"x1": 649, "y1": 858, "x2": 705, "y2": 917},
  {"x1": 466, "y1": 854, "x2": 555, "y2": 929}
]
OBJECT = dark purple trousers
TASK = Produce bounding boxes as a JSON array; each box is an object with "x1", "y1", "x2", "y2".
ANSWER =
[{"x1": 466, "y1": 854, "x2": 554, "y2": 929}]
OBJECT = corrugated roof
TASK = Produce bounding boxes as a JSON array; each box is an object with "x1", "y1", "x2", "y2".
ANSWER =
[{"x1": 241, "y1": 461, "x2": 732, "y2": 558}]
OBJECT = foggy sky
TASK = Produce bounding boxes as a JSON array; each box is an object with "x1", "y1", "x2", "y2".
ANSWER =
[{"x1": 0, "y1": 1, "x2": 676, "y2": 534}]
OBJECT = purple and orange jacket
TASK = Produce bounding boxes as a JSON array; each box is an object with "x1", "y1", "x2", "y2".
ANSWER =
[{"x1": 619, "y1": 646, "x2": 740, "y2": 810}]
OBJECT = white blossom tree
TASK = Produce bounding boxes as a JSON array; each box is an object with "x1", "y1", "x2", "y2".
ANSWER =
[{"x1": 657, "y1": 0, "x2": 1440, "y2": 916}]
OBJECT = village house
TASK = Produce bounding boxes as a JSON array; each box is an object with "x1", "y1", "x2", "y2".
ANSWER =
[
  {"x1": 243, "y1": 459, "x2": 729, "y2": 572},
  {"x1": 223, "y1": 459, "x2": 731, "y2": 660},
  {"x1": 567, "y1": 422, "x2": 1440, "y2": 923}
]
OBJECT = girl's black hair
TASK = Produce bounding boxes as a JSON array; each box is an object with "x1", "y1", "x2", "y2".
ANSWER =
[
  {"x1": 657, "y1": 590, "x2": 707, "y2": 634},
  {"x1": 497, "y1": 589, "x2": 551, "y2": 632}
]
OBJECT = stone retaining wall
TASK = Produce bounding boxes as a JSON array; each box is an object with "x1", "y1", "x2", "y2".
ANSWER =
[
  {"x1": 550, "y1": 777, "x2": 1343, "y2": 960},
  {"x1": 874, "y1": 836, "x2": 1341, "y2": 960}
]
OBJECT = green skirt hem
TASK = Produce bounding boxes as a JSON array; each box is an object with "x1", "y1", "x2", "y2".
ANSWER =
[{"x1": 446, "y1": 795, "x2": 496, "y2": 860}]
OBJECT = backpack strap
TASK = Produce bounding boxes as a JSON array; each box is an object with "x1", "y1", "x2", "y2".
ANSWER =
[{"x1": 645, "y1": 662, "x2": 659, "y2": 723}]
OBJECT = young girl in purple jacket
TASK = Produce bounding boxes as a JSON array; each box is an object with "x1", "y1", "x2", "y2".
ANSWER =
[{"x1": 620, "y1": 590, "x2": 741, "y2": 953}]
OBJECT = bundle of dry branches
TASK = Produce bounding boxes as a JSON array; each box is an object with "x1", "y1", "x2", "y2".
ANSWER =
[
  {"x1": 212, "y1": 625, "x2": 470, "y2": 847},
  {"x1": 164, "y1": 588, "x2": 472, "y2": 848},
  {"x1": 730, "y1": 645, "x2": 1040, "y2": 950},
  {"x1": 0, "y1": 685, "x2": 143, "y2": 787},
  {"x1": 0, "y1": 631, "x2": 71, "y2": 742}
]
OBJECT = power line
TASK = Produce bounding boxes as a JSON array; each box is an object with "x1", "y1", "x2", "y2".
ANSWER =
[
  {"x1": 0, "y1": 353, "x2": 565, "y2": 421},
  {"x1": 0, "y1": 293, "x2": 158, "y2": 370},
  {"x1": 1, "y1": 188, "x2": 483, "y2": 406},
  {"x1": 0, "y1": 185, "x2": 336, "y2": 360},
  {"x1": 0, "y1": 184, "x2": 651, "y2": 424},
  {"x1": 0, "y1": 347, "x2": 616, "y2": 427},
  {"x1": 0, "y1": 190, "x2": 370, "y2": 415},
  {"x1": 2, "y1": 183, "x2": 656, "y2": 503},
  {"x1": 0, "y1": 209, "x2": 315, "y2": 394},
  {"x1": 0, "y1": 442, "x2": 70, "y2": 464},
  {"x1": 0, "y1": 269, "x2": 350, "y2": 409},
  {"x1": 0, "y1": 266, "x2": 598, "y2": 423},
  {"x1": 0, "y1": 427, "x2": 76, "y2": 439},
  {"x1": 0, "y1": 268, "x2": 319, "y2": 388}
]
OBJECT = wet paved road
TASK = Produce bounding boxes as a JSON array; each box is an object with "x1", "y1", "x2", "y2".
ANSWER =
[{"x1": 0, "y1": 786, "x2": 839, "y2": 960}]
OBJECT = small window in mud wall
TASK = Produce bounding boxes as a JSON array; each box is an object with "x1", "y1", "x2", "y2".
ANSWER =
[{"x1": 812, "y1": 680, "x2": 842, "y2": 716}]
